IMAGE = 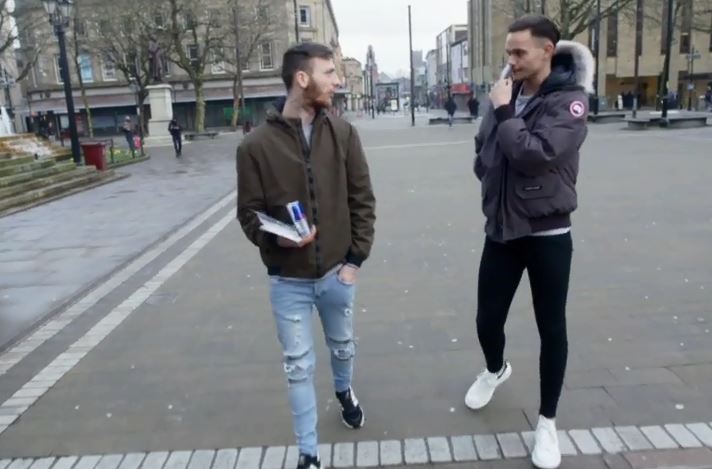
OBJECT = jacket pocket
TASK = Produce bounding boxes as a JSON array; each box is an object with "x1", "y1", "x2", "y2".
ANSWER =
[{"x1": 513, "y1": 172, "x2": 560, "y2": 200}]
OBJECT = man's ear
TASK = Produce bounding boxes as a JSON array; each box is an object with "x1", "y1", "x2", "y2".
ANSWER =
[{"x1": 295, "y1": 70, "x2": 310, "y2": 90}]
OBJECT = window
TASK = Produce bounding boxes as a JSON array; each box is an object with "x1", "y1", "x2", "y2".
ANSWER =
[
  {"x1": 211, "y1": 48, "x2": 226, "y2": 74},
  {"x1": 79, "y1": 54, "x2": 93, "y2": 83},
  {"x1": 606, "y1": 12, "x2": 618, "y2": 57},
  {"x1": 260, "y1": 42, "x2": 274, "y2": 70},
  {"x1": 187, "y1": 44, "x2": 199, "y2": 68},
  {"x1": 154, "y1": 14, "x2": 165, "y2": 28},
  {"x1": 208, "y1": 9, "x2": 221, "y2": 28},
  {"x1": 679, "y1": 0, "x2": 692, "y2": 54},
  {"x1": 299, "y1": 6, "x2": 311, "y2": 26},
  {"x1": 709, "y1": 14, "x2": 712, "y2": 52},
  {"x1": 635, "y1": 1, "x2": 644, "y2": 56},
  {"x1": 102, "y1": 56, "x2": 117, "y2": 81},
  {"x1": 257, "y1": 5, "x2": 269, "y2": 21},
  {"x1": 55, "y1": 56, "x2": 65, "y2": 84},
  {"x1": 661, "y1": 0, "x2": 669, "y2": 54},
  {"x1": 184, "y1": 11, "x2": 196, "y2": 30},
  {"x1": 74, "y1": 19, "x2": 86, "y2": 37}
]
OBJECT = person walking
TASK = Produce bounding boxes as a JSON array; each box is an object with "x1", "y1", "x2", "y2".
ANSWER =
[
  {"x1": 236, "y1": 42, "x2": 376, "y2": 469},
  {"x1": 168, "y1": 118, "x2": 183, "y2": 157},
  {"x1": 469, "y1": 15, "x2": 593, "y2": 469}
]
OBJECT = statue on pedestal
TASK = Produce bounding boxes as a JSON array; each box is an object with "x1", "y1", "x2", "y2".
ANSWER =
[{"x1": 148, "y1": 36, "x2": 165, "y2": 84}]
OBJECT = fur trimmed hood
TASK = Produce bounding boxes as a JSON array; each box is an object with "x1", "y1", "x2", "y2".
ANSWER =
[{"x1": 500, "y1": 40, "x2": 595, "y2": 94}]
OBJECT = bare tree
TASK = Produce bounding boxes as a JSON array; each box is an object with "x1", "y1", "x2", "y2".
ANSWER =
[
  {"x1": 70, "y1": 1, "x2": 93, "y2": 137},
  {"x1": 224, "y1": 0, "x2": 274, "y2": 129},
  {"x1": 1, "y1": 0, "x2": 52, "y2": 82},
  {"x1": 622, "y1": 0, "x2": 712, "y2": 35},
  {"x1": 85, "y1": 0, "x2": 168, "y2": 134},
  {"x1": 166, "y1": 0, "x2": 224, "y2": 133},
  {"x1": 496, "y1": 0, "x2": 636, "y2": 39}
]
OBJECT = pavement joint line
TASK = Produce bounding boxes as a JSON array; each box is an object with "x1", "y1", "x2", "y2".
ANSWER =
[
  {"x1": 364, "y1": 141, "x2": 471, "y2": 152},
  {"x1": 0, "y1": 214, "x2": 234, "y2": 436},
  {"x1": 0, "y1": 191, "x2": 237, "y2": 376},
  {"x1": 4, "y1": 422, "x2": 709, "y2": 467}
]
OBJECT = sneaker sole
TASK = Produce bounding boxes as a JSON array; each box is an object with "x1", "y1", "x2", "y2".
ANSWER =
[
  {"x1": 464, "y1": 362, "x2": 513, "y2": 410},
  {"x1": 341, "y1": 412, "x2": 365, "y2": 430},
  {"x1": 531, "y1": 453, "x2": 561, "y2": 469}
]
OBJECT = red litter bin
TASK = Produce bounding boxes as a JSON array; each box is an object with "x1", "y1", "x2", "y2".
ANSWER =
[{"x1": 81, "y1": 142, "x2": 107, "y2": 171}]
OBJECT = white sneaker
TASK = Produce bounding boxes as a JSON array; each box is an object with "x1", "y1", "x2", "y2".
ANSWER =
[
  {"x1": 532, "y1": 416, "x2": 561, "y2": 469},
  {"x1": 464, "y1": 361, "x2": 512, "y2": 410}
]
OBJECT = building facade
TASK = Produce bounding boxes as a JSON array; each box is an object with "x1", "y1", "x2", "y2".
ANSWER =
[
  {"x1": 15, "y1": 0, "x2": 343, "y2": 135},
  {"x1": 468, "y1": 0, "x2": 712, "y2": 108},
  {"x1": 341, "y1": 57, "x2": 364, "y2": 111}
]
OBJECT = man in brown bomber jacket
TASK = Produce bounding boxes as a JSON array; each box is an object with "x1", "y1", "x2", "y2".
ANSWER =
[{"x1": 236, "y1": 42, "x2": 375, "y2": 469}]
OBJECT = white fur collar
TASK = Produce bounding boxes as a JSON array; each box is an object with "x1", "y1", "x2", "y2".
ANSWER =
[{"x1": 500, "y1": 40, "x2": 595, "y2": 93}]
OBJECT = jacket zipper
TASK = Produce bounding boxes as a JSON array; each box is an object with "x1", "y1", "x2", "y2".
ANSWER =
[{"x1": 295, "y1": 121, "x2": 323, "y2": 277}]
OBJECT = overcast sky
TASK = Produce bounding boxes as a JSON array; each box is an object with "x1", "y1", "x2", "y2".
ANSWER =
[{"x1": 332, "y1": 0, "x2": 468, "y2": 77}]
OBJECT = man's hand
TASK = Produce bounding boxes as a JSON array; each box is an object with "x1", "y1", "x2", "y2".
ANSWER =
[
  {"x1": 277, "y1": 226, "x2": 317, "y2": 248},
  {"x1": 338, "y1": 264, "x2": 359, "y2": 285},
  {"x1": 490, "y1": 78, "x2": 513, "y2": 108}
]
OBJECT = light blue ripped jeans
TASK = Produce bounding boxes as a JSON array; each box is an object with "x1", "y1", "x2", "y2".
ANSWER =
[{"x1": 269, "y1": 265, "x2": 357, "y2": 457}]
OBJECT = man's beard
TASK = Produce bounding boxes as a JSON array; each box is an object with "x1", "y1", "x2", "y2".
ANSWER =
[{"x1": 304, "y1": 81, "x2": 331, "y2": 111}]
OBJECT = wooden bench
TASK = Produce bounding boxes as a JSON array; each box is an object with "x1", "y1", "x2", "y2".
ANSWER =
[
  {"x1": 184, "y1": 131, "x2": 219, "y2": 141},
  {"x1": 428, "y1": 116, "x2": 473, "y2": 125},
  {"x1": 588, "y1": 112, "x2": 626, "y2": 124}
]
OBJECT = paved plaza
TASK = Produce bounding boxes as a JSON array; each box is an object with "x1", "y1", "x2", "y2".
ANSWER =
[{"x1": 1, "y1": 117, "x2": 712, "y2": 468}]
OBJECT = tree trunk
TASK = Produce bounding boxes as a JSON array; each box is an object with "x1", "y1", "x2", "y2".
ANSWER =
[
  {"x1": 231, "y1": 74, "x2": 240, "y2": 129},
  {"x1": 195, "y1": 81, "x2": 206, "y2": 132}
]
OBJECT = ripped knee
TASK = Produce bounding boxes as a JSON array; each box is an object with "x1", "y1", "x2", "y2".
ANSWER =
[
  {"x1": 283, "y1": 349, "x2": 314, "y2": 384},
  {"x1": 328, "y1": 338, "x2": 355, "y2": 361}
]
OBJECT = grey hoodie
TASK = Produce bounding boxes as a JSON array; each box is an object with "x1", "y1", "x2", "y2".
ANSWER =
[{"x1": 474, "y1": 40, "x2": 594, "y2": 242}]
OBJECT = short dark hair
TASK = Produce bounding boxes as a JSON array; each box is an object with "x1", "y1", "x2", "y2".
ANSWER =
[
  {"x1": 508, "y1": 15, "x2": 561, "y2": 45},
  {"x1": 281, "y1": 42, "x2": 334, "y2": 90}
]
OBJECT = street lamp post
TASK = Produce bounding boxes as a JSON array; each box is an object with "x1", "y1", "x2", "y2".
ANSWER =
[
  {"x1": 128, "y1": 80, "x2": 145, "y2": 157},
  {"x1": 592, "y1": 0, "x2": 601, "y2": 115},
  {"x1": 661, "y1": 0, "x2": 674, "y2": 119},
  {"x1": 43, "y1": 0, "x2": 82, "y2": 165}
]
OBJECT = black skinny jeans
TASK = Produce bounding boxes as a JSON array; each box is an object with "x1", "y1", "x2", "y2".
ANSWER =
[{"x1": 477, "y1": 233, "x2": 573, "y2": 419}]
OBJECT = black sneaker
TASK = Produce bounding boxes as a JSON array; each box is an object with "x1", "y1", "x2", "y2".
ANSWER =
[
  {"x1": 335, "y1": 387, "x2": 365, "y2": 429},
  {"x1": 296, "y1": 454, "x2": 320, "y2": 469}
]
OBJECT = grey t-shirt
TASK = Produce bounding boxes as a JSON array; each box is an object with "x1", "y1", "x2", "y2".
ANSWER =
[
  {"x1": 515, "y1": 91, "x2": 533, "y2": 116},
  {"x1": 303, "y1": 124, "x2": 313, "y2": 148}
]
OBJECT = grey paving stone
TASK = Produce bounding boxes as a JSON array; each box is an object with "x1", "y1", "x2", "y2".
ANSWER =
[
  {"x1": 379, "y1": 441, "x2": 402, "y2": 467},
  {"x1": 592, "y1": 427, "x2": 627, "y2": 454},
  {"x1": 557, "y1": 431, "x2": 578, "y2": 456},
  {"x1": 236, "y1": 448, "x2": 262, "y2": 469},
  {"x1": 7, "y1": 460, "x2": 33, "y2": 469},
  {"x1": 317, "y1": 444, "x2": 331, "y2": 469},
  {"x1": 521, "y1": 431, "x2": 535, "y2": 454},
  {"x1": 73, "y1": 457, "x2": 102, "y2": 469},
  {"x1": 0, "y1": 461, "x2": 11, "y2": 469},
  {"x1": 141, "y1": 452, "x2": 169, "y2": 469},
  {"x1": 355, "y1": 441, "x2": 378, "y2": 467},
  {"x1": 497, "y1": 433, "x2": 527, "y2": 459},
  {"x1": 164, "y1": 452, "x2": 193, "y2": 469},
  {"x1": 187, "y1": 451, "x2": 215, "y2": 469},
  {"x1": 52, "y1": 457, "x2": 79, "y2": 469},
  {"x1": 687, "y1": 423, "x2": 712, "y2": 447},
  {"x1": 403, "y1": 439, "x2": 428, "y2": 465},
  {"x1": 260, "y1": 447, "x2": 284, "y2": 469},
  {"x1": 95, "y1": 455, "x2": 124, "y2": 469},
  {"x1": 665, "y1": 423, "x2": 704, "y2": 448},
  {"x1": 332, "y1": 443, "x2": 354, "y2": 468},
  {"x1": 569, "y1": 429, "x2": 602, "y2": 455},
  {"x1": 474, "y1": 434, "x2": 501, "y2": 461},
  {"x1": 212, "y1": 450, "x2": 238, "y2": 469},
  {"x1": 28, "y1": 459, "x2": 55, "y2": 469},
  {"x1": 450, "y1": 435, "x2": 478, "y2": 462},
  {"x1": 116, "y1": 454, "x2": 145, "y2": 469},
  {"x1": 283, "y1": 447, "x2": 298, "y2": 469},
  {"x1": 640, "y1": 426, "x2": 679, "y2": 450},
  {"x1": 426, "y1": 437, "x2": 451, "y2": 463},
  {"x1": 615, "y1": 426, "x2": 654, "y2": 451}
]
